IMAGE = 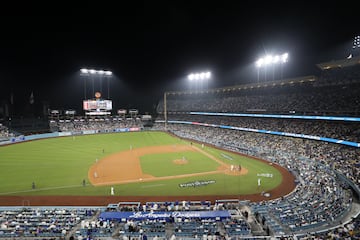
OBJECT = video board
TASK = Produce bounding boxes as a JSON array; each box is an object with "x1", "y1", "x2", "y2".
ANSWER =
[{"x1": 83, "y1": 100, "x2": 112, "y2": 111}]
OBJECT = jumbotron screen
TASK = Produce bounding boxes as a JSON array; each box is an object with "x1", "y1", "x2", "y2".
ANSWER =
[{"x1": 83, "y1": 100, "x2": 112, "y2": 111}]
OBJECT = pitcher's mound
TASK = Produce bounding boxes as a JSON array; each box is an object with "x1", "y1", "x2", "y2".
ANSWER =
[
  {"x1": 173, "y1": 159, "x2": 188, "y2": 165},
  {"x1": 223, "y1": 165, "x2": 249, "y2": 176}
]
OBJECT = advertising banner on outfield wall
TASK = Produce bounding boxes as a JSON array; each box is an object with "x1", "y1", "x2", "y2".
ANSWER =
[
  {"x1": 82, "y1": 130, "x2": 96, "y2": 135},
  {"x1": 10, "y1": 135, "x2": 25, "y2": 143},
  {"x1": 115, "y1": 128, "x2": 129, "y2": 132},
  {"x1": 58, "y1": 132, "x2": 72, "y2": 137}
]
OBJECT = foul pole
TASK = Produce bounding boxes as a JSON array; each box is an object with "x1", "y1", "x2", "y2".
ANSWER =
[{"x1": 164, "y1": 92, "x2": 167, "y2": 130}]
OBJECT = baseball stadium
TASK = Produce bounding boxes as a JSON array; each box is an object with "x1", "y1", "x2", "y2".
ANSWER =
[{"x1": 0, "y1": 50, "x2": 360, "y2": 240}]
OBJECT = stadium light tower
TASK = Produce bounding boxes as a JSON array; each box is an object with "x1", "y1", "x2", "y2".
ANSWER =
[
  {"x1": 255, "y1": 52, "x2": 288, "y2": 82},
  {"x1": 353, "y1": 35, "x2": 360, "y2": 56},
  {"x1": 353, "y1": 35, "x2": 360, "y2": 49},
  {"x1": 80, "y1": 68, "x2": 113, "y2": 99},
  {"x1": 187, "y1": 71, "x2": 212, "y2": 91}
]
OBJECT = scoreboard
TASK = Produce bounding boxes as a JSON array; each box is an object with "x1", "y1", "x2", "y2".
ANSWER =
[{"x1": 83, "y1": 100, "x2": 112, "y2": 111}]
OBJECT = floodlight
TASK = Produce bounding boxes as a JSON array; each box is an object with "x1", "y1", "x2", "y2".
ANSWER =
[
  {"x1": 188, "y1": 74, "x2": 194, "y2": 81},
  {"x1": 273, "y1": 55, "x2": 280, "y2": 63},
  {"x1": 282, "y1": 53, "x2": 288, "y2": 63},
  {"x1": 264, "y1": 55, "x2": 273, "y2": 65},
  {"x1": 81, "y1": 67, "x2": 113, "y2": 101},
  {"x1": 256, "y1": 52, "x2": 289, "y2": 68},
  {"x1": 187, "y1": 71, "x2": 211, "y2": 82},
  {"x1": 353, "y1": 36, "x2": 360, "y2": 48},
  {"x1": 80, "y1": 68, "x2": 89, "y2": 73},
  {"x1": 256, "y1": 58, "x2": 263, "y2": 68},
  {"x1": 255, "y1": 51, "x2": 289, "y2": 82}
]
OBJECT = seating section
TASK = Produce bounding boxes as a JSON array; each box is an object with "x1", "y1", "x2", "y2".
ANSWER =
[
  {"x1": 54, "y1": 117, "x2": 143, "y2": 132},
  {"x1": 157, "y1": 64, "x2": 360, "y2": 116},
  {"x1": 0, "y1": 208, "x2": 97, "y2": 238},
  {"x1": 0, "y1": 124, "x2": 12, "y2": 141},
  {"x1": 0, "y1": 198, "x2": 358, "y2": 238}
]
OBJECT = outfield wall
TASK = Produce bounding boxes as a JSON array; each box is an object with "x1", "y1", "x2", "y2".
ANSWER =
[{"x1": 0, "y1": 127, "x2": 142, "y2": 146}]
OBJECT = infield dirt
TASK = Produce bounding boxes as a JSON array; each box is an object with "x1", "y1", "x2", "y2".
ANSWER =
[{"x1": 88, "y1": 145, "x2": 248, "y2": 186}]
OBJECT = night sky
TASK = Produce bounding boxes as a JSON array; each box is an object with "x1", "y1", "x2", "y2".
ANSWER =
[{"x1": 0, "y1": 1, "x2": 357, "y2": 116}]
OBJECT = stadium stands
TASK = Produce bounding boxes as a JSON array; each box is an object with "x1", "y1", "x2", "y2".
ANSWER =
[
  {"x1": 148, "y1": 59, "x2": 360, "y2": 238},
  {"x1": 0, "y1": 207, "x2": 98, "y2": 239},
  {"x1": 0, "y1": 57, "x2": 359, "y2": 239},
  {"x1": 53, "y1": 116, "x2": 144, "y2": 133},
  {"x1": 157, "y1": 63, "x2": 360, "y2": 116},
  {"x1": 0, "y1": 124, "x2": 11, "y2": 141}
]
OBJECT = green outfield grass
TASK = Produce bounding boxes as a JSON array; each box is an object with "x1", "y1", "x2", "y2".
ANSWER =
[{"x1": 0, "y1": 131, "x2": 282, "y2": 196}]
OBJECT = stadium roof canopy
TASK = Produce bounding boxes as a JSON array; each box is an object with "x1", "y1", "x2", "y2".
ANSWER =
[{"x1": 316, "y1": 55, "x2": 360, "y2": 70}]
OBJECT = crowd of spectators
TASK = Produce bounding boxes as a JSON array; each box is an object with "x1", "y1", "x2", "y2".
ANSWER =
[
  {"x1": 162, "y1": 114, "x2": 360, "y2": 142},
  {"x1": 152, "y1": 122, "x2": 359, "y2": 236},
  {"x1": 0, "y1": 208, "x2": 97, "y2": 239},
  {"x1": 158, "y1": 83, "x2": 360, "y2": 116},
  {"x1": 50, "y1": 117, "x2": 144, "y2": 132},
  {"x1": 154, "y1": 122, "x2": 359, "y2": 189},
  {"x1": 157, "y1": 64, "x2": 360, "y2": 116},
  {"x1": 75, "y1": 218, "x2": 118, "y2": 239},
  {"x1": 114, "y1": 202, "x2": 250, "y2": 239},
  {"x1": 299, "y1": 214, "x2": 360, "y2": 239},
  {"x1": 0, "y1": 124, "x2": 12, "y2": 140},
  {"x1": 119, "y1": 218, "x2": 167, "y2": 239},
  {"x1": 104, "y1": 197, "x2": 360, "y2": 239},
  {"x1": 1, "y1": 202, "x2": 355, "y2": 239},
  {"x1": 316, "y1": 63, "x2": 360, "y2": 87}
]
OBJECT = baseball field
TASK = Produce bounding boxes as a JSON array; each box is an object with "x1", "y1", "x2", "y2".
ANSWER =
[{"x1": 0, "y1": 131, "x2": 295, "y2": 205}]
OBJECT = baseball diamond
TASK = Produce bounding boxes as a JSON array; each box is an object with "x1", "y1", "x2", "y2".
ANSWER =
[{"x1": 0, "y1": 131, "x2": 295, "y2": 206}]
